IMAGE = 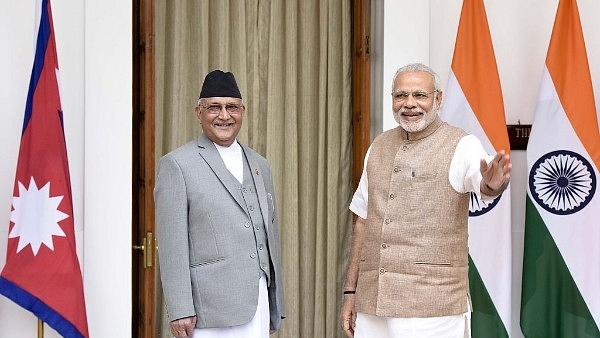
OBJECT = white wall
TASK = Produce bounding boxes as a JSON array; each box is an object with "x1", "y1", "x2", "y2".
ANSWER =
[
  {"x1": 378, "y1": 1, "x2": 600, "y2": 337},
  {"x1": 0, "y1": 1, "x2": 131, "y2": 337}
]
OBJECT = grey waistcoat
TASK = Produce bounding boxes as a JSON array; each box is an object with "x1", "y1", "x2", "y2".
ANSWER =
[{"x1": 241, "y1": 154, "x2": 271, "y2": 285}]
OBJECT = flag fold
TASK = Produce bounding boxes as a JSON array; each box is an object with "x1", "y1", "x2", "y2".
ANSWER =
[
  {"x1": 440, "y1": 0, "x2": 512, "y2": 336},
  {"x1": 520, "y1": 0, "x2": 600, "y2": 337}
]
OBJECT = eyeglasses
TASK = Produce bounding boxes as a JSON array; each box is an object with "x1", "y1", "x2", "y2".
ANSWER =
[
  {"x1": 392, "y1": 90, "x2": 438, "y2": 103},
  {"x1": 200, "y1": 103, "x2": 244, "y2": 114}
]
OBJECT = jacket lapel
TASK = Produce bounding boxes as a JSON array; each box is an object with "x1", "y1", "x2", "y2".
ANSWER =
[{"x1": 196, "y1": 135, "x2": 246, "y2": 210}]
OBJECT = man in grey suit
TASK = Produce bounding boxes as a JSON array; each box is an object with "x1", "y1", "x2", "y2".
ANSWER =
[{"x1": 155, "y1": 70, "x2": 285, "y2": 338}]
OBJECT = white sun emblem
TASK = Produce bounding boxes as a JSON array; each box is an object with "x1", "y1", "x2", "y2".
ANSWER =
[{"x1": 9, "y1": 176, "x2": 68, "y2": 255}]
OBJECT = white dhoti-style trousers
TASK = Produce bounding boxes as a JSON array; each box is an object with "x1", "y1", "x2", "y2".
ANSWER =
[{"x1": 355, "y1": 310, "x2": 471, "y2": 338}]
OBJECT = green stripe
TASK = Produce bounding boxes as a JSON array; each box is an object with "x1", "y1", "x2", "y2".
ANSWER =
[
  {"x1": 469, "y1": 255, "x2": 509, "y2": 338},
  {"x1": 520, "y1": 196, "x2": 600, "y2": 338}
]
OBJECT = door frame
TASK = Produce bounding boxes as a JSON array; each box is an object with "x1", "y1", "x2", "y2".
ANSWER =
[
  {"x1": 132, "y1": 0, "x2": 155, "y2": 337},
  {"x1": 352, "y1": 0, "x2": 371, "y2": 189}
]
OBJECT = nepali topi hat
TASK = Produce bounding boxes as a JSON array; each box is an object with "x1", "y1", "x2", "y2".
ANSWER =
[{"x1": 198, "y1": 70, "x2": 242, "y2": 99}]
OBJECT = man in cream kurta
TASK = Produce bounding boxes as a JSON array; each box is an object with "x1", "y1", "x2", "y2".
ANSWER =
[{"x1": 340, "y1": 63, "x2": 511, "y2": 338}]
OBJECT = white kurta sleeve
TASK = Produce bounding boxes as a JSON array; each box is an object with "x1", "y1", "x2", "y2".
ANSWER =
[
  {"x1": 448, "y1": 134, "x2": 494, "y2": 200},
  {"x1": 349, "y1": 147, "x2": 371, "y2": 219}
]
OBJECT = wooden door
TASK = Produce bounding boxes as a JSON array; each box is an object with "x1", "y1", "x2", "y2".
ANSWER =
[
  {"x1": 132, "y1": 0, "x2": 155, "y2": 336},
  {"x1": 352, "y1": 0, "x2": 371, "y2": 189}
]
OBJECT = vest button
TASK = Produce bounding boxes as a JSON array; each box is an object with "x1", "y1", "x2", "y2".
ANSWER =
[
  {"x1": 244, "y1": 222, "x2": 251, "y2": 228},
  {"x1": 379, "y1": 268, "x2": 386, "y2": 274},
  {"x1": 250, "y1": 253, "x2": 257, "y2": 259},
  {"x1": 381, "y1": 243, "x2": 388, "y2": 249},
  {"x1": 402, "y1": 145, "x2": 408, "y2": 151},
  {"x1": 384, "y1": 218, "x2": 391, "y2": 224},
  {"x1": 389, "y1": 194, "x2": 395, "y2": 200},
  {"x1": 393, "y1": 166, "x2": 400, "y2": 173}
]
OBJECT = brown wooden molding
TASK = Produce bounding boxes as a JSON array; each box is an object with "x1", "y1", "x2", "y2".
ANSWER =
[{"x1": 352, "y1": 0, "x2": 371, "y2": 190}]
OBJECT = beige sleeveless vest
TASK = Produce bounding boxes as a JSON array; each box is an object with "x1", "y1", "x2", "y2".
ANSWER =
[{"x1": 356, "y1": 116, "x2": 471, "y2": 317}]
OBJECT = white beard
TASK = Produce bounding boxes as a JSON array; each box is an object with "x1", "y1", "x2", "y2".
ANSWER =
[{"x1": 393, "y1": 101, "x2": 440, "y2": 133}]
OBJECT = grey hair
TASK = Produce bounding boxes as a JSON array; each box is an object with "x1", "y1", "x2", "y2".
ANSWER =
[{"x1": 391, "y1": 63, "x2": 441, "y2": 92}]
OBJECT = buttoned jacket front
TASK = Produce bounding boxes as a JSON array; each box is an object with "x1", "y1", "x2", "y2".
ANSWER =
[{"x1": 356, "y1": 118, "x2": 471, "y2": 318}]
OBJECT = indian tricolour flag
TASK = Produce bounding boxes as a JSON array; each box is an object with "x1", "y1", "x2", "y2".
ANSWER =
[
  {"x1": 520, "y1": 0, "x2": 600, "y2": 337},
  {"x1": 440, "y1": 0, "x2": 512, "y2": 336}
]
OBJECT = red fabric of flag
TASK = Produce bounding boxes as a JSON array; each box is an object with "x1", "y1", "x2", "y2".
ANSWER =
[{"x1": 0, "y1": 1, "x2": 89, "y2": 337}]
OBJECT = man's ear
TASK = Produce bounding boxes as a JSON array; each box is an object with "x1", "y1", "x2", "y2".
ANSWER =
[{"x1": 195, "y1": 106, "x2": 202, "y2": 121}]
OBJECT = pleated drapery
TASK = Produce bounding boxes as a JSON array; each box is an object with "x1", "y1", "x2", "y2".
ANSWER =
[{"x1": 155, "y1": 1, "x2": 353, "y2": 337}]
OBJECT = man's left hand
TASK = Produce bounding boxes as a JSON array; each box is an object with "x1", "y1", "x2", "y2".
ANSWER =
[{"x1": 480, "y1": 150, "x2": 511, "y2": 194}]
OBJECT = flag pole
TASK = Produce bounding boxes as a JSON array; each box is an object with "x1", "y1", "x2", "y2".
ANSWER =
[{"x1": 38, "y1": 319, "x2": 44, "y2": 338}]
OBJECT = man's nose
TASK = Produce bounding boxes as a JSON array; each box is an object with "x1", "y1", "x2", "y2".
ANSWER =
[
  {"x1": 404, "y1": 94, "x2": 418, "y2": 108},
  {"x1": 218, "y1": 107, "x2": 231, "y2": 119}
]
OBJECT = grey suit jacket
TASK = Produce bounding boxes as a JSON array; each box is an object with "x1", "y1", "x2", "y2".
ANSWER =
[{"x1": 154, "y1": 134, "x2": 285, "y2": 330}]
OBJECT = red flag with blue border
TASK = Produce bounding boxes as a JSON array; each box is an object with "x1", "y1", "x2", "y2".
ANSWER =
[{"x1": 0, "y1": 0, "x2": 89, "y2": 337}]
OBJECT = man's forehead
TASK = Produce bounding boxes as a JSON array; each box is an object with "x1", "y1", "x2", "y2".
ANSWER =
[{"x1": 394, "y1": 72, "x2": 434, "y2": 88}]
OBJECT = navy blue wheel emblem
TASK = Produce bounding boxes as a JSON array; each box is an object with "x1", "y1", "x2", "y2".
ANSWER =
[
  {"x1": 529, "y1": 150, "x2": 596, "y2": 215},
  {"x1": 469, "y1": 191, "x2": 501, "y2": 216}
]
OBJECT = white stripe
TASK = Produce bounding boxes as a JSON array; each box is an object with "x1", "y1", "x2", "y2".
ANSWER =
[
  {"x1": 441, "y1": 73, "x2": 495, "y2": 154},
  {"x1": 528, "y1": 67, "x2": 600, "y2": 323},
  {"x1": 441, "y1": 70, "x2": 512, "y2": 332}
]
